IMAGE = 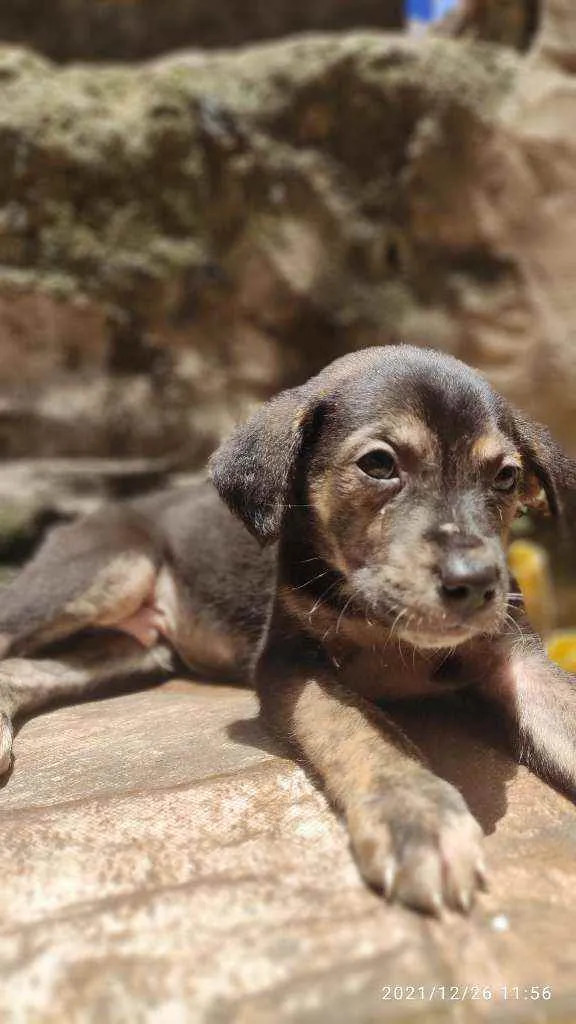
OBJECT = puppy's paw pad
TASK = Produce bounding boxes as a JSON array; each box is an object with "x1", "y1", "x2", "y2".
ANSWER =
[{"x1": 0, "y1": 713, "x2": 13, "y2": 775}]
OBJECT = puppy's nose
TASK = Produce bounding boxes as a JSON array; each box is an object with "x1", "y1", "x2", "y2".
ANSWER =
[{"x1": 439, "y1": 553, "x2": 499, "y2": 613}]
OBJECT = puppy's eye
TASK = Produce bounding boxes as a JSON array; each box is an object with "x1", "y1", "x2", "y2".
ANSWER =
[
  {"x1": 356, "y1": 449, "x2": 399, "y2": 480},
  {"x1": 493, "y1": 464, "x2": 519, "y2": 493}
]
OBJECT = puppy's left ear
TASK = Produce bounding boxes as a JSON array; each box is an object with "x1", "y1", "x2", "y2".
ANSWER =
[
  {"x1": 209, "y1": 384, "x2": 322, "y2": 544},
  {"x1": 512, "y1": 409, "x2": 576, "y2": 517}
]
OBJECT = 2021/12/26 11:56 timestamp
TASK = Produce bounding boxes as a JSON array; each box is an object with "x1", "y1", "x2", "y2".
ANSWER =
[{"x1": 381, "y1": 985, "x2": 553, "y2": 1001}]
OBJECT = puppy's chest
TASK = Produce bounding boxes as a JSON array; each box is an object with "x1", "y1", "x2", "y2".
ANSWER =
[{"x1": 327, "y1": 641, "x2": 463, "y2": 701}]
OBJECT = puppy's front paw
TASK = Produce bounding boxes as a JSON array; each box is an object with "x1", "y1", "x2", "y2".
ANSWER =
[{"x1": 347, "y1": 779, "x2": 486, "y2": 915}]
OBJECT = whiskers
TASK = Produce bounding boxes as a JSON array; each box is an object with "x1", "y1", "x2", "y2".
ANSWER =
[
  {"x1": 335, "y1": 594, "x2": 355, "y2": 635},
  {"x1": 372, "y1": 597, "x2": 424, "y2": 670},
  {"x1": 386, "y1": 605, "x2": 413, "y2": 672},
  {"x1": 502, "y1": 607, "x2": 525, "y2": 642},
  {"x1": 291, "y1": 569, "x2": 331, "y2": 591},
  {"x1": 309, "y1": 577, "x2": 345, "y2": 624},
  {"x1": 503, "y1": 592, "x2": 526, "y2": 643},
  {"x1": 388, "y1": 606, "x2": 409, "y2": 638}
]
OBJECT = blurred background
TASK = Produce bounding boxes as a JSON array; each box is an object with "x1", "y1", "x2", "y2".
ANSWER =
[
  {"x1": 0, "y1": 0, "x2": 573, "y2": 628},
  {"x1": 3, "y1": 8, "x2": 576, "y2": 1019}
]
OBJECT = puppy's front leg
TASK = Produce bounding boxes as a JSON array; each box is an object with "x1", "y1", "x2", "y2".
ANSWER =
[
  {"x1": 258, "y1": 655, "x2": 485, "y2": 914},
  {"x1": 481, "y1": 639, "x2": 576, "y2": 795}
]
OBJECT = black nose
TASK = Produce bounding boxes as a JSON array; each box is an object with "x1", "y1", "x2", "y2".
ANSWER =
[{"x1": 439, "y1": 553, "x2": 499, "y2": 613}]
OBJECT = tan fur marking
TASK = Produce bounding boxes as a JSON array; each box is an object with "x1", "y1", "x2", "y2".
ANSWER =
[
  {"x1": 307, "y1": 478, "x2": 350, "y2": 575},
  {"x1": 308, "y1": 475, "x2": 333, "y2": 530},
  {"x1": 72, "y1": 553, "x2": 157, "y2": 628},
  {"x1": 278, "y1": 675, "x2": 421, "y2": 810},
  {"x1": 387, "y1": 415, "x2": 437, "y2": 458},
  {"x1": 337, "y1": 416, "x2": 437, "y2": 464},
  {"x1": 154, "y1": 566, "x2": 246, "y2": 674},
  {"x1": 470, "y1": 434, "x2": 520, "y2": 465}
]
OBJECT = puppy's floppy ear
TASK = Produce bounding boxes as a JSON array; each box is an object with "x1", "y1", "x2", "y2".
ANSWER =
[
  {"x1": 512, "y1": 408, "x2": 576, "y2": 518},
  {"x1": 209, "y1": 384, "x2": 321, "y2": 544}
]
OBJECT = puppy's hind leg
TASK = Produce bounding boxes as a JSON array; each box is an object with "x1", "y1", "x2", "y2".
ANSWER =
[
  {"x1": 0, "y1": 631, "x2": 173, "y2": 775},
  {"x1": 0, "y1": 507, "x2": 162, "y2": 659}
]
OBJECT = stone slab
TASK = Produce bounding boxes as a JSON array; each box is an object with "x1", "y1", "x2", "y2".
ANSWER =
[{"x1": 0, "y1": 681, "x2": 575, "y2": 1022}]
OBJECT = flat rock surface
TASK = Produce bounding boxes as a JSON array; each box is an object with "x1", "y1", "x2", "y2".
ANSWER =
[{"x1": 1, "y1": 679, "x2": 576, "y2": 1022}]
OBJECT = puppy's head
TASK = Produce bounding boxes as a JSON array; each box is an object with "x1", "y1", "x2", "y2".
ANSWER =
[{"x1": 210, "y1": 346, "x2": 575, "y2": 650}]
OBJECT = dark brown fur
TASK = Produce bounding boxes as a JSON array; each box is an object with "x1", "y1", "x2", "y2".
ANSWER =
[{"x1": 1, "y1": 346, "x2": 575, "y2": 914}]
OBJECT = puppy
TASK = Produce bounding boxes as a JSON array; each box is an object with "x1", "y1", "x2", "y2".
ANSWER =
[{"x1": 1, "y1": 345, "x2": 575, "y2": 915}]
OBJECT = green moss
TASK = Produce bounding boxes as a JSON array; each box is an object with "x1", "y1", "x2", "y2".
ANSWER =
[{"x1": 0, "y1": 502, "x2": 37, "y2": 547}]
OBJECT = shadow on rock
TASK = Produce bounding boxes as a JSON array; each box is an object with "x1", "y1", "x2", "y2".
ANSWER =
[{"x1": 228, "y1": 691, "x2": 516, "y2": 836}]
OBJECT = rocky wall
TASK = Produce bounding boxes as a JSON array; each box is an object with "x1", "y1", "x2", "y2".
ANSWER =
[
  {"x1": 0, "y1": 0, "x2": 575, "y2": 529},
  {"x1": 0, "y1": 0, "x2": 404, "y2": 62}
]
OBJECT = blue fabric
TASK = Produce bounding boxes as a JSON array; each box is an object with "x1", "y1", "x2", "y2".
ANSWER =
[
  {"x1": 434, "y1": 0, "x2": 458, "y2": 15},
  {"x1": 407, "y1": 0, "x2": 432, "y2": 18},
  {"x1": 406, "y1": 0, "x2": 457, "y2": 21}
]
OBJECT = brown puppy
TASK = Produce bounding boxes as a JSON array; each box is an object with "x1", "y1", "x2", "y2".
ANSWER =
[{"x1": 1, "y1": 345, "x2": 575, "y2": 914}]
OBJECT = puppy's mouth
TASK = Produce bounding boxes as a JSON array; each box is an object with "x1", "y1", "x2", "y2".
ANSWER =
[
  {"x1": 390, "y1": 605, "x2": 505, "y2": 650},
  {"x1": 393, "y1": 619, "x2": 485, "y2": 650},
  {"x1": 349, "y1": 562, "x2": 509, "y2": 650},
  {"x1": 354, "y1": 580, "x2": 507, "y2": 650}
]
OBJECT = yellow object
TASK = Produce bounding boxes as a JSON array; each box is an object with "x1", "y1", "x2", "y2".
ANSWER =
[
  {"x1": 547, "y1": 631, "x2": 576, "y2": 672},
  {"x1": 507, "y1": 539, "x2": 556, "y2": 638}
]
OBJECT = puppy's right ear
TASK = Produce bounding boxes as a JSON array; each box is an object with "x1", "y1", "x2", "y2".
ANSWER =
[
  {"x1": 209, "y1": 385, "x2": 320, "y2": 544},
  {"x1": 511, "y1": 408, "x2": 576, "y2": 519}
]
